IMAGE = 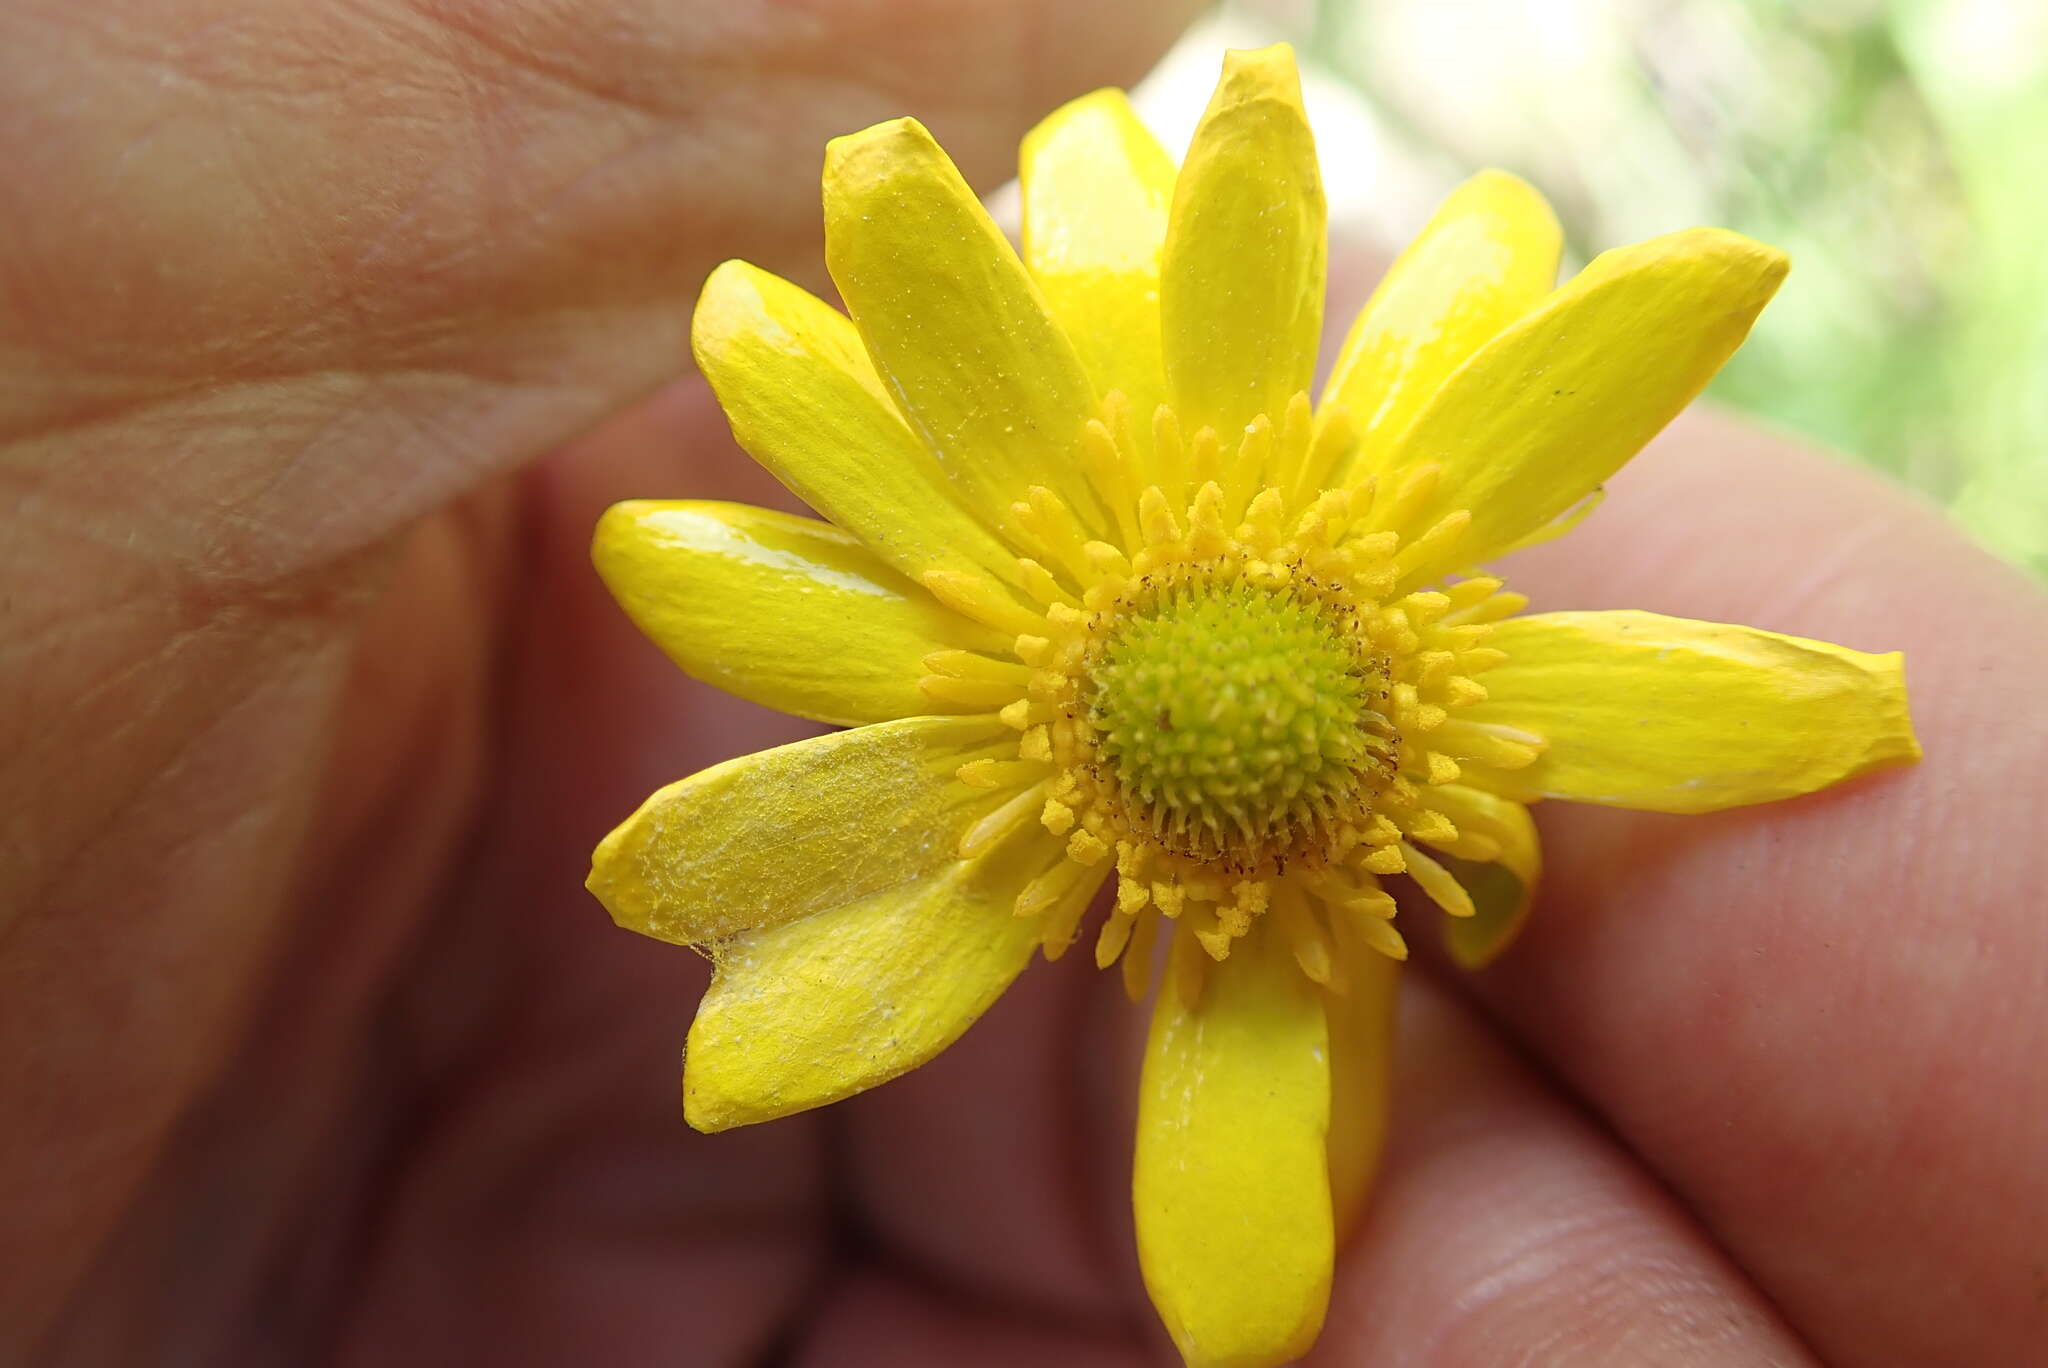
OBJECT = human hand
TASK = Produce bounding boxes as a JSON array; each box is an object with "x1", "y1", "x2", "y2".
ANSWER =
[
  {"x1": 5, "y1": 4, "x2": 2044, "y2": 1366},
  {"x1": 0, "y1": 1, "x2": 1202, "y2": 1359}
]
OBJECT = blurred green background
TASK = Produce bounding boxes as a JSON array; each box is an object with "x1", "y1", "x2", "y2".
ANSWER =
[{"x1": 1148, "y1": 0, "x2": 2047, "y2": 574}]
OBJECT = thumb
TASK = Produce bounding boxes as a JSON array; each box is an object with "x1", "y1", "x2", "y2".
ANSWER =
[{"x1": 2, "y1": 0, "x2": 1200, "y2": 575}]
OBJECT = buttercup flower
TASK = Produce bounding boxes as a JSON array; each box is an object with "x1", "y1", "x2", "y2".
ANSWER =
[{"x1": 586, "y1": 44, "x2": 1918, "y2": 1367}]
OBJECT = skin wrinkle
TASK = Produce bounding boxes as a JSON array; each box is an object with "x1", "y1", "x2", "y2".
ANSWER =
[
  {"x1": 0, "y1": 3, "x2": 1087, "y2": 445},
  {"x1": 0, "y1": 545, "x2": 157, "y2": 684},
  {"x1": 63, "y1": 5, "x2": 379, "y2": 102},
  {"x1": 9, "y1": 9, "x2": 674, "y2": 398},
  {"x1": 1, "y1": 367, "x2": 537, "y2": 591},
  {"x1": 1759, "y1": 507, "x2": 1911, "y2": 625},
  {"x1": 406, "y1": 1, "x2": 702, "y2": 122},
  {"x1": 0, "y1": 575, "x2": 373, "y2": 941},
  {"x1": 7, "y1": 49, "x2": 1053, "y2": 579},
  {"x1": 245, "y1": 364, "x2": 615, "y2": 587},
  {"x1": 1449, "y1": 1227, "x2": 1699, "y2": 1360},
  {"x1": 8, "y1": 28, "x2": 379, "y2": 375}
]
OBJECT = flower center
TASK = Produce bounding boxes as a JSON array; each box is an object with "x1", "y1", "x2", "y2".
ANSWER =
[
  {"x1": 922, "y1": 390, "x2": 1536, "y2": 987},
  {"x1": 1085, "y1": 572, "x2": 1389, "y2": 870}
]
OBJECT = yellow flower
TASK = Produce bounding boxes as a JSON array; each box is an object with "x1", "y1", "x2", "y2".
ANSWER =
[{"x1": 586, "y1": 44, "x2": 1918, "y2": 1368}]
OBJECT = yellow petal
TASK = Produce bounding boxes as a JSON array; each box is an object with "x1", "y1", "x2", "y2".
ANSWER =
[
  {"x1": 1021, "y1": 88, "x2": 1175, "y2": 424},
  {"x1": 1381, "y1": 228, "x2": 1788, "y2": 574},
  {"x1": 1323, "y1": 929, "x2": 1398, "y2": 1237},
  {"x1": 592, "y1": 500, "x2": 1009, "y2": 727},
  {"x1": 1135, "y1": 927, "x2": 1332, "y2": 1368},
  {"x1": 588, "y1": 716, "x2": 1012, "y2": 946},
  {"x1": 1472, "y1": 611, "x2": 1920, "y2": 813},
  {"x1": 1324, "y1": 170, "x2": 1561, "y2": 480},
  {"x1": 684, "y1": 832, "x2": 1099, "y2": 1131},
  {"x1": 825, "y1": 118, "x2": 1104, "y2": 535},
  {"x1": 691, "y1": 261, "x2": 1023, "y2": 587},
  {"x1": 1161, "y1": 44, "x2": 1326, "y2": 451},
  {"x1": 1425, "y1": 785, "x2": 1542, "y2": 969}
]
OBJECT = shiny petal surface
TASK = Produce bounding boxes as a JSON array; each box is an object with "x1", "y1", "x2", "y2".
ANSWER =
[
  {"x1": 1473, "y1": 611, "x2": 1920, "y2": 813},
  {"x1": 1381, "y1": 228, "x2": 1787, "y2": 574},
  {"x1": 1323, "y1": 931, "x2": 1399, "y2": 1237},
  {"x1": 588, "y1": 716, "x2": 1012, "y2": 945},
  {"x1": 1161, "y1": 44, "x2": 1325, "y2": 451},
  {"x1": 594, "y1": 500, "x2": 1009, "y2": 726},
  {"x1": 825, "y1": 118, "x2": 1104, "y2": 534},
  {"x1": 1135, "y1": 929, "x2": 1333, "y2": 1368},
  {"x1": 691, "y1": 261, "x2": 1022, "y2": 586},
  {"x1": 1323, "y1": 170, "x2": 1561, "y2": 478},
  {"x1": 684, "y1": 831, "x2": 1098, "y2": 1131},
  {"x1": 1426, "y1": 784, "x2": 1542, "y2": 969},
  {"x1": 1021, "y1": 88, "x2": 1176, "y2": 421}
]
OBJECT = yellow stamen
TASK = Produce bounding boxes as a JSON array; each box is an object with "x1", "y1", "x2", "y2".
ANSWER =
[{"x1": 945, "y1": 394, "x2": 1538, "y2": 977}]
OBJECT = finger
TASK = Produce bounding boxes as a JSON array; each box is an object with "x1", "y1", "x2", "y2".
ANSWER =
[
  {"x1": 1314, "y1": 976, "x2": 1813, "y2": 1366},
  {"x1": 27, "y1": 393, "x2": 824, "y2": 1362},
  {"x1": 335, "y1": 385, "x2": 829, "y2": 1360},
  {"x1": 841, "y1": 897, "x2": 1139, "y2": 1325},
  {"x1": 0, "y1": 0, "x2": 1203, "y2": 1343},
  {"x1": 795, "y1": 1272, "x2": 1150, "y2": 1368},
  {"x1": 2, "y1": 0, "x2": 1206, "y2": 569},
  {"x1": 332, "y1": 990, "x2": 828, "y2": 1367},
  {"x1": 1456, "y1": 408, "x2": 2048, "y2": 1364}
]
